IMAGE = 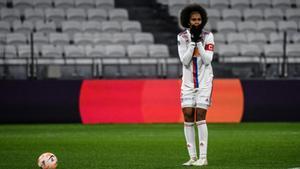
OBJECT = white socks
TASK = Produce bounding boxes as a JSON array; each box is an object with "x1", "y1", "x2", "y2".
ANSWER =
[
  {"x1": 184, "y1": 122, "x2": 197, "y2": 159},
  {"x1": 196, "y1": 120, "x2": 208, "y2": 160},
  {"x1": 184, "y1": 120, "x2": 208, "y2": 160}
]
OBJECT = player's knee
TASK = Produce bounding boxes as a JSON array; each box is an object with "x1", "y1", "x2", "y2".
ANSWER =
[
  {"x1": 183, "y1": 112, "x2": 194, "y2": 122},
  {"x1": 196, "y1": 109, "x2": 207, "y2": 121},
  {"x1": 184, "y1": 112, "x2": 194, "y2": 118},
  {"x1": 198, "y1": 114, "x2": 206, "y2": 120}
]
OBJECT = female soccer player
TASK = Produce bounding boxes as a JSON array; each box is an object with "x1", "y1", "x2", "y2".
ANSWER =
[{"x1": 177, "y1": 4, "x2": 214, "y2": 166}]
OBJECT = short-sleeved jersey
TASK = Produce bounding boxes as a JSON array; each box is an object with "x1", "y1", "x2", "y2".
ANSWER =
[{"x1": 177, "y1": 29, "x2": 215, "y2": 92}]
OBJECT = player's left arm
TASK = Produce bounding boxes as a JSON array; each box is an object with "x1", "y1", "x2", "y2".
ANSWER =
[{"x1": 196, "y1": 32, "x2": 215, "y2": 65}]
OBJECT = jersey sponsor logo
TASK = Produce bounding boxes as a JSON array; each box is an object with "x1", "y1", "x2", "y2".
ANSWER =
[{"x1": 205, "y1": 44, "x2": 214, "y2": 51}]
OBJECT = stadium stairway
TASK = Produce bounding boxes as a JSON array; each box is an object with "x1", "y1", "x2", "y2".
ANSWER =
[{"x1": 115, "y1": 0, "x2": 181, "y2": 58}]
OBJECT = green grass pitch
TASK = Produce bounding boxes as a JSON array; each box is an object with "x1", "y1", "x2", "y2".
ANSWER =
[{"x1": 0, "y1": 123, "x2": 300, "y2": 169}]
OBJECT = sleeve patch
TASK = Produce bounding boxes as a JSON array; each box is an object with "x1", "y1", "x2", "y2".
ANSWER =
[{"x1": 205, "y1": 44, "x2": 214, "y2": 51}]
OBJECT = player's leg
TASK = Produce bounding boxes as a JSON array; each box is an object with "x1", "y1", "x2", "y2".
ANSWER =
[
  {"x1": 196, "y1": 108, "x2": 208, "y2": 156},
  {"x1": 194, "y1": 108, "x2": 208, "y2": 166},
  {"x1": 182, "y1": 107, "x2": 197, "y2": 166},
  {"x1": 194, "y1": 87, "x2": 211, "y2": 166}
]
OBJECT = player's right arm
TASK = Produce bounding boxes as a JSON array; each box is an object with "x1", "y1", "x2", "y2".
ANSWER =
[{"x1": 177, "y1": 34, "x2": 195, "y2": 66}]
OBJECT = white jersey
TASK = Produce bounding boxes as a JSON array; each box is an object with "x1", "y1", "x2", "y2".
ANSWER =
[{"x1": 177, "y1": 29, "x2": 215, "y2": 92}]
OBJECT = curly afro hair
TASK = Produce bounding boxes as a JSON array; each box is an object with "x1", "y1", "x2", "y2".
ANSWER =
[{"x1": 179, "y1": 3, "x2": 208, "y2": 30}]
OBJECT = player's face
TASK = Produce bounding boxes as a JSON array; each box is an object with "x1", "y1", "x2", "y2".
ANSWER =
[{"x1": 189, "y1": 12, "x2": 202, "y2": 28}]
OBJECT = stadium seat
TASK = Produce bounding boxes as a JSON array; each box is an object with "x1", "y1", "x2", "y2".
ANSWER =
[
  {"x1": 87, "y1": 9, "x2": 108, "y2": 21},
  {"x1": 24, "y1": 8, "x2": 45, "y2": 23},
  {"x1": 121, "y1": 21, "x2": 142, "y2": 33},
  {"x1": 95, "y1": 0, "x2": 114, "y2": 10},
  {"x1": 45, "y1": 8, "x2": 66, "y2": 23},
  {"x1": 287, "y1": 44, "x2": 300, "y2": 57},
  {"x1": 0, "y1": 45, "x2": 4, "y2": 57},
  {"x1": 133, "y1": 33, "x2": 154, "y2": 45},
  {"x1": 269, "y1": 32, "x2": 284, "y2": 44},
  {"x1": 210, "y1": 0, "x2": 229, "y2": 9},
  {"x1": 49, "y1": 33, "x2": 70, "y2": 46},
  {"x1": 190, "y1": 0, "x2": 208, "y2": 5},
  {"x1": 75, "y1": 0, "x2": 95, "y2": 9},
  {"x1": 66, "y1": 8, "x2": 87, "y2": 22},
  {"x1": 41, "y1": 44, "x2": 63, "y2": 57},
  {"x1": 222, "y1": 9, "x2": 242, "y2": 22},
  {"x1": 148, "y1": 44, "x2": 169, "y2": 57},
  {"x1": 218, "y1": 44, "x2": 239, "y2": 57},
  {"x1": 85, "y1": 45, "x2": 106, "y2": 57},
  {"x1": 34, "y1": 0, "x2": 53, "y2": 9},
  {"x1": 247, "y1": 32, "x2": 268, "y2": 46},
  {"x1": 73, "y1": 33, "x2": 94, "y2": 46},
  {"x1": 17, "y1": 44, "x2": 39, "y2": 57},
  {"x1": 272, "y1": 0, "x2": 291, "y2": 9},
  {"x1": 1, "y1": 8, "x2": 21, "y2": 23},
  {"x1": 216, "y1": 21, "x2": 236, "y2": 33},
  {"x1": 206, "y1": 8, "x2": 221, "y2": 22},
  {"x1": 127, "y1": 44, "x2": 148, "y2": 57},
  {"x1": 6, "y1": 33, "x2": 27, "y2": 45},
  {"x1": 292, "y1": 33, "x2": 300, "y2": 43},
  {"x1": 4, "y1": 45, "x2": 17, "y2": 58},
  {"x1": 263, "y1": 44, "x2": 283, "y2": 57},
  {"x1": 156, "y1": 0, "x2": 168, "y2": 5},
  {"x1": 12, "y1": 20, "x2": 34, "y2": 34},
  {"x1": 106, "y1": 44, "x2": 126, "y2": 57},
  {"x1": 251, "y1": 0, "x2": 272, "y2": 9},
  {"x1": 257, "y1": 21, "x2": 277, "y2": 34},
  {"x1": 113, "y1": 33, "x2": 133, "y2": 46},
  {"x1": 286, "y1": 32, "x2": 294, "y2": 44},
  {"x1": 0, "y1": 0, "x2": 7, "y2": 8},
  {"x1": 296, "y1": 0, "x2": 300, "y2": 8},
  {"x1": 33, "y1": 32, "x2": 49, "y2": 46},
  {"x1": 278, "y1": 21, "x2": 298, "y2": 33},
  {"x1": 64, "y1": 45, "x2": 85, "y2": 57},
  {"x1": 243, "y1": 9, "x2": 263, "y2": 21},
  {"x1": 54, "y1": 0, "x2": 75, "y2": 9},
  {"x1": 285, "y1": 9, "x2": 300, "y2": 22},
  {"x1": 204, "y1": 22, "x2": 212, "y2": 32},
  {"x1": 0, "y1": 21, "x2": 11, "y2": 33},
  {"x1": 94, "y1": 33, "x2": 113, "y2": 45},
  {"x1": 214, "y1": 33, "x2": 226, "y2": 44},
  {"x1": 240, "y1": 44, "x2": 262, "y2": 56},
  {"x1": 168, "y1": 0, "x2": 188, "y2": 17},
  {"x1": 35, "y1": 21, "x2": 56, "y2": 34},
  {"x1": 82, "y1": 21, "x2": 102, "y2": 34},
  {"x1": 62, "y1": 21, "x2": 82, "y2": 35},
  {"x1": 237, "y1": 21, "x2": 257, "y2": 33},
  {"x1": 264, "y1": 8, "x2": 284, "y2": 22},
  {"x1": 108, "y1": 9, "x2": 129, "y2": 22},
  {"x1": 13, "y1": 0, "x2": 34, "y2": 9},
  {"x1": 0, "y1": 33, "x2": 6, "y2": 44},
  {"x1": 230, "y1": 0, "x2": 250, "y2": 9},
  {"x1": 102, "y1": 21, "x2": 121, "y2": 33},
  {"x1": 227, "y1": 33, "x2": 248, "y2": 45}
]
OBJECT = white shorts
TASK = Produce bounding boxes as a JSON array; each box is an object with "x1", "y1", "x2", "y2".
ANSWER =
[{"x1": 181, "y1": 87, "x2": 212, "y2": 110}]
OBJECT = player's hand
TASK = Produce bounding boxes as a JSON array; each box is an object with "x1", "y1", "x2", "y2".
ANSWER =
[
  {"x1": 190, "y1": 26, "x2": 201, "y2": 42},
  {"x1": 187, "y1": 42, "x2": 196, "y2": 50},
  {"x1": 196, "y1": 41, "x2": 205, "y2": 50},
  {"x1": 196, "y1": 41, "x2": 203, "y2": 47}
]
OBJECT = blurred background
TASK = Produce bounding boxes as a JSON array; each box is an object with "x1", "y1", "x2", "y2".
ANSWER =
[{"x1": 0, "y1": 0, "x2": 299, "y2": 80}]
